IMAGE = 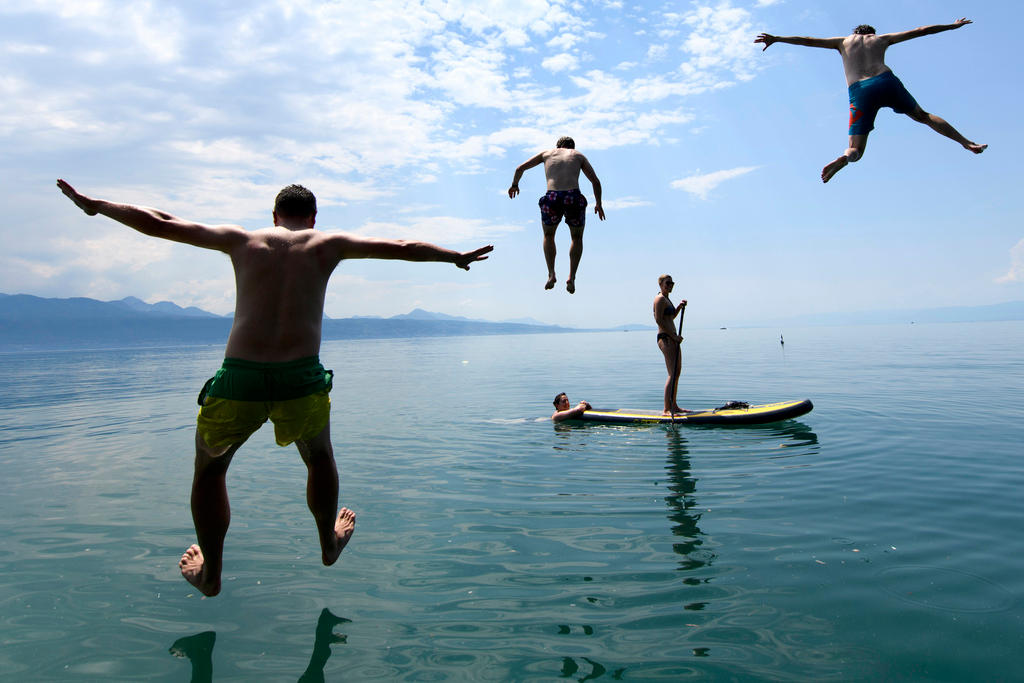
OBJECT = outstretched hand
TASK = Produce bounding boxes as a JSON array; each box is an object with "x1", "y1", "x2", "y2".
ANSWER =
[
  {"x1": 507, "y1": 185, "x2": 519, "y2": 199},
  {"x1": 454, "y1": 245, "x2": 494, "y2": 270},
  {"x1": 952, "y1": 17, "x2": 971, "y2": 28},
  {"x1": 56, "y1": 179, "x2": 99, "y2": 215},
  {"x1": 754, "y1": 33, "x2": 776, "y2": 51}
]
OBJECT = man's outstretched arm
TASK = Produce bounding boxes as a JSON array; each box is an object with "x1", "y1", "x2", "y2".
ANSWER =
[
  {"x1": 57, "y1": 180, "x2": 247, "y2": 252},
  {"x1": 883, "y1": 18, "x2": 972, "y2": 45},
  {"x1": 508, "y1": 151, "x2": 547, "y2": 198},
  {"x1": 326, "y1": 233, "x2": 493, "y2": 270},
  {"x1": 755, "y1": 33, "x2": 843, "y2": 51}
]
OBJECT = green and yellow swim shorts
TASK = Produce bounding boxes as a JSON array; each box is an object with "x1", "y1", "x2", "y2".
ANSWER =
[{"x1": 196, "y1": 356, "x2": 333, "y2": 450}]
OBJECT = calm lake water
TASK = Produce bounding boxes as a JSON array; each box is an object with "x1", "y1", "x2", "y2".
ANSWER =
[{"x1": 1, "y1": 322, "x2": 1022, "y2": 681}]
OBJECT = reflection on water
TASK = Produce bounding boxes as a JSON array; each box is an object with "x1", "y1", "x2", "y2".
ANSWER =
[
  {"x1": 170, "y1": 608, "x2": 350, "y2": 683},
  {"x1": 3, "y1": 324, "x2": 1023, "y2": 680},
  {"x1": 545, "y1": 418, "x2": 832, "y2": 679},
  {"x1": 169, "y1": 631, "x2": 215, "y2": 683},
  {"x1": 662, "y1": 429, "x2": 709, "y2": 574},
  {"x1": 560, "y1": 655, "x2": 625, "y2": 681}
]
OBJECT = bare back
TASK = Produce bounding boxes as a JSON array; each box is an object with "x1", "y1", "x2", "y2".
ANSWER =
[
  {"x1": 225, "y1": 228, "x2": 339, "y2": 362},
  {"x1": 839, "y1": 33, "x2": 893, "y2": 84},
  {"x1": 542, "y1": 148, "x2": 586, "y2": 191},
  {"x1": 55, "y1": 179, "x2": 492, "y2": 364}
]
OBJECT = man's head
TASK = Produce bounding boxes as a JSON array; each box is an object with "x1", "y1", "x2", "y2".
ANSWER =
[
  {"x1": 555, "y1": 136, "x2": 575, "y2": 149},
  {"x1": 274, "y1": 184, "x2": 317, "y2": 224},
  {"x1": 852, "y1": 24, "x2": 876, "y2": 35},
  {"x1": 553, "y1": 392, "x2": 569, "y2": 409}
]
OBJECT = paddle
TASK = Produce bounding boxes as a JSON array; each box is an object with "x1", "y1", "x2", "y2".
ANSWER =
[{"x1": 670, "y1": 300, "x2": 687, "y2": 418}]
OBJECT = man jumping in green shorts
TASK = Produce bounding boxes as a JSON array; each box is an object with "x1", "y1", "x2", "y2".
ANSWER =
[
  {"x1": 58, "y1": 179, "x2": 493, "y2": 597},
  {"x1": 756, "y1": 18, "x2": 986, "y2": 183}
]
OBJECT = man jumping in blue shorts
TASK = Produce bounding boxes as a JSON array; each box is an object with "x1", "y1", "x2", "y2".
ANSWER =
[
  {"x1": 58, "y1": 180, "x2": 493, "y2": 597},
  {"x1": 508, "y1": 137, "x2": 605, "y2": 293},
  {"x1": 756, "y1": 18, "x2": 986, "y2": 183}
]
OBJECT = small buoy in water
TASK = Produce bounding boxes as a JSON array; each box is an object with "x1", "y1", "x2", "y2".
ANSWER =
[{"x1": 780, "y1": 334, "x2": 785, "y2": 346}]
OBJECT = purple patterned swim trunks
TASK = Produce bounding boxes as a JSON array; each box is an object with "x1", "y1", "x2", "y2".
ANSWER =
[{"x1": 539, "y1": 189, "x2": 587, "y2": 229}]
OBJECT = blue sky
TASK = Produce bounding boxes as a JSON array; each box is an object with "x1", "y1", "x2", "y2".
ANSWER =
[{"x1": 2, "y1": 0, "x2": 1020, "y2": 328}]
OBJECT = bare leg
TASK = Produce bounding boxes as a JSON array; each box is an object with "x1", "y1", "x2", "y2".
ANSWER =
[
  {"x1": 658, "y1": 339, "x2": 687, "y2": 415},
  {"x1": 908, "y1": 108, "x2": 987, "y2": 153},
  {"x1": 822, "y1": 135, "x2": 867, "y2": 183},
  {"x1": 180, "y1": 433, "x2": 244, "y2": 597},
  {"x1": 566, "y1": 228, "x2": 583, "y2": 294},
  {"x1": 542, "y1": 226, "x2": 557, "y2": 290},
  {"x1": 296, "y1": 424, "x2": 356, "y2": 566}
]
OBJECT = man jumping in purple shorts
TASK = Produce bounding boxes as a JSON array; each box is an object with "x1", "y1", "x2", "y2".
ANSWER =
[
  {"x1": 756, "y1": 18, "x2": 986, "y2": 183},
  {"x1": 508, "y1": 137, "x2": 605, "y2": 293}
]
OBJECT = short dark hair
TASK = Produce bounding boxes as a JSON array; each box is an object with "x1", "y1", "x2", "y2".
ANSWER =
[
  {"x1": 852, "y1": 24, "x2": 876, "y2": 35},
  {"x1": 556, "y1": 136, "x2": 575, "y2": 149},
  {"x1": 274, "y1": 184, "x2": 317, "y2": 218},
  {"x1": 553, "y1": 392, "x2": 567, "y2": 407}
]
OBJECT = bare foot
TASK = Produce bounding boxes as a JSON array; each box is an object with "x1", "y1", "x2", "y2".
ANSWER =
[
  {"x1": 322, "y1": 508, "x2": 356, "y2": 566},
  {"x1": 566, "y1": 279, "x2": 575, "y2": 294},
  {"x1": 663, "y1": 408, "x2": 693, "y2": 416},
  {"x1": 545, "y1": 274, "x2": 557, "y2": 290},
  {"x1": 179, "y1": 543, "x2": 220, "y2": 597},
  {"x1": 821, "y1": 155, "x2": 849, "y2": 183},
  {"x1": 966, "y1": 142, "x2": 987, "y2": 154}
]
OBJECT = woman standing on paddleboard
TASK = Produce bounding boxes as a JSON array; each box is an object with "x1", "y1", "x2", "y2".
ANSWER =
[{"x1": 654, "y1": 274, "x2": 688, "y2": 416}]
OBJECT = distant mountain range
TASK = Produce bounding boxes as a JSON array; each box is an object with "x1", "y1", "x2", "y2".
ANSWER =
[
  {"x1": 0, "y1": 294, "x2": 224, "y2": 321},
  {"x1": 2, "y1": 293, "x2": 1020, "y2": 351},
  {"x1": 341, "y1": 308, "x2": 569, "y2": 327},
  {"x1": 0, "y1": 294, "x2": 596, "y2": 350}
]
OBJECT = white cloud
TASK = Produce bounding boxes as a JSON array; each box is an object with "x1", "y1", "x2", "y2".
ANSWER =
[
  {"x1": 547, "y1": 34, "x2": 578, "y2": 50},
  {"x1": 647, "y1": 44, "x2": 669, "y2": 61},
  {"x1": 3, "y1": 256, "x2": 62, "y2": 280},
  {"x1": 541, "y1": 52, "x2": 579, "y2": 72},
  {"x1": 996, "y1": 239, "x2": 1024, "y2": 284},
  {"x1": 603, "y1": 196, "x2": 653, "y2": 210},
  {"x1": 1, "y1": 0, "x2": 784, "y2": 308},
  {"x1": 23, "y1": 0, "x2": 187, "y2": 64},
  {"x1": 322, "y1": 272, "x2": 490, "y2": 319},
  {"x1": 677, "y1": 3, "x2": 762, "y2": 82},
  {"x1": 51, "y1": 231, "x2": 174, "y2": 272},
  {"x1": 2, "y1": 0, "x2": 766, "y2": 180},
  {"x1": 670, "y1": 166, "x2": 759, "y2": 199},
  {"x1": 350, "y1": 216, "x2": 525, "y2": 245},
  {"x1": 2, "y1": 42, "x2": 49, "y2": 55}
]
